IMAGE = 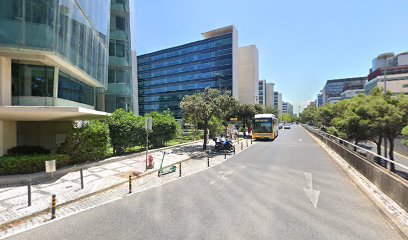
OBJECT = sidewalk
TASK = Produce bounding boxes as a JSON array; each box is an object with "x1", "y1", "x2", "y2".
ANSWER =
[{"x1": 0, "y1": 141, "x2": 206, "y2": 226}]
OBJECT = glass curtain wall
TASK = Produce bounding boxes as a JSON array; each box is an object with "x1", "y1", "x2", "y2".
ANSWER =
[
  {"x1": 0, "y1": 0, "x2": 110, "y2": 87},
  {"x1": 106, "y1": 0, "x2": 134, "y2": 113}
]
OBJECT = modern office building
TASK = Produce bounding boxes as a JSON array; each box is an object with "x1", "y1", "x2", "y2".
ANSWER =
[
  {"x1": 258, "y1": 80, "x2": 274, "y2": 107},
  {"x1": 106, "y1": 0, "x2": 136, "y2": 113},
  {"x1": 137, "y1": 26, "x2": 239, "y2": 118},
  {"x1": 137, "y1": 25, "x2": 261, "y2": 118},
  {"x1": 322, "y1": 77, "x2": 367, "y2": 105},
  {"x1": 273, "y1": 91, "x2": 283, "y2": 116},
  {"x1": 238, "y1": 45, "x2": 259, "y2": 104},
  {"x1": 315, "y1": 92, "x2": 323, "y2": 107},
  {"x1": 282, "y1": 101, "x2": 293, "y2": 116},
  {"x1": 364, "y1": 52, "x2": 408, "y2": 95},
  {"x1": 0, "y1": 0, "x2": 137, "y2": 156},
  {"x1": 340, "y1": 89, "x2": 364, "y2": 100}
]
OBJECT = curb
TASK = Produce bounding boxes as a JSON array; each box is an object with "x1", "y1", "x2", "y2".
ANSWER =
[
  {"x1": 302, "y1": 126, "x2": 408, "y2": 240},
  {"x1": 0, "y1": 140, "x2": 202, "y2": 186},
  {"x1": 0, "y1": 139, "x2": 249, "y2": 232}
]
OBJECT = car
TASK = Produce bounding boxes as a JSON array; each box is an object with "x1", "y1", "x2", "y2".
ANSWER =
[
  {"x1": 278, "y1": 124, "x2": 283, "y2": 129},
  {"x1": 284, "y1": 124, "x2": 291, "y2": 129}
]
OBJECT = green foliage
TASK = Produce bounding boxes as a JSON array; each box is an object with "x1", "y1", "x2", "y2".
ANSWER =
[
  {"x1": 60, "y1": 120, "x2": 110, "y2": 164},
  {"x1": 0, "y1": 154, "x2": 67, "y2": 175},
  {"x1": 7, "y1": 145, "x2": 50, "y2": 155},
  {"x1": 180, "y1": 88, "x2": 238, "y2": 149},
  {"x1": 208, "y1": 116, "x2": 224, "y2": 138},
  {"x1": 238, "y1": 104, "x2": 257, "y2": 130},
  {"x1": 254, "y1": 104, "x2": 265, "y2": 114},
  {"x1": 299, "y1": 105, "x2": 318, "y2": 124},
  {"x1": 145, "y1": 110, "x2": 180, "y2": 147},
  {"x1": 402, "y1": 126, "x2": 408, "y2": 147},
  {"x1": 264, "y1": 106, "x2": 279, "y2": 115},
  {"x1": 107, "y1": 109, "x2": 144, "y2": 154},
  {"x1": 279, "y1": 113, "x2": 294, "y2": 123}
]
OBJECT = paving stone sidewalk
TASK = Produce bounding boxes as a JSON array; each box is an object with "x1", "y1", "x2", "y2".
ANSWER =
[
  {"x1": 0, "y1": 139, "x2": 252, "y2": 239},
  {"x1": 0, "y1": 141, "x2": 208, "y2": 226}
]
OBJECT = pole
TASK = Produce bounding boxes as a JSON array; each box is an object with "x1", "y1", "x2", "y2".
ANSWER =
[
  {"x1": 207, "y1": 152, "x2": 210, "y2": 167},
  {"x1": 51, "y1": 194, "x2": 56, "y2": 220},
  {"x1": 145, "y1": 131, "x2": 148, "y2": 172},
  {"x1": 128, "y1": 175, "x2": 132, "y2": 194},
  {"x1": 383, "y1": 57, "x2": 388, "y2": 160},
  {"x1": 224, "y1": 149, "x2": 226, "y2": 159},
  {"x1": 80, "y1": 169, "x2": 84, "y2": 190},
  {"x1": 27, "y1": 180, "x2": 31, "y2": 207},
  {"x1": 241, "y1": 142, "x2": 243, "y2": 150},
  {"x1": 179, "y1": 162, "x2": 182, "y2": 177}
]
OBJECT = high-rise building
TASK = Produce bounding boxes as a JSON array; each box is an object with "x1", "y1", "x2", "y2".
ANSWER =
[
  {"x1": 106, "y1": 0, "x2": 136, "y2": 113},
  {"x1": 282, "y1": 101, "x2": 293, "y2": 116},
  {"x1": 258, "y1": 80, "x2": 274, "y2": 107},
  {"x1": 238, "y1": 45, "x2": 259, "y2": 104},
  {"x1": 364, "y1": 52, "x2": 408, "y2": 95},
  {"x1": 137, "y1": 25, "x2": 260, "y2": 118},
  {"x1": 0, "y1": 0, "x2": 136, "y2": 156},
  {"x1": 322, "y1": 77, "x2": 367, "y2": 105},
  {"x1": 273, "y1": 91, "x2": 283, "y2": 116}
]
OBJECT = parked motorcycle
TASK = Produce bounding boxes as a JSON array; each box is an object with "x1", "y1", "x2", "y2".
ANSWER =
[{"x1": 213, "y1": 138, "x2": 235, "y2": 152}]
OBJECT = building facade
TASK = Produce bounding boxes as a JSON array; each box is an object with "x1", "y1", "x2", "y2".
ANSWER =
[
  {"x1": 238, "y1": 45, "x2": 259, "y2": 104},
  {"x1": 282, "y1": 101, "x2": 293, "y2": 116},
  {"x1": 322, "y1": 77, "x2": 367, "y2": 105},
  {"x1": 364, "y1": 52, "x2": 408, "y2": 96},
  {"x1": 258, "y1": 80, "x2": 274, "y2": 107},
  {"x1": 258, "y1": 80, "x2": 266, "y2": 105},
  {"x1": 0, "y1": 0, "x2": 136, "y2": 156},
  {"x1": 273, "y1": 91, "x2": 283, "y2": 116}
]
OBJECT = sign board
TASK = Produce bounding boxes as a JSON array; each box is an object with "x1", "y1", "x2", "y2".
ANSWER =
[
  {"x1": 45, "y1": 160, "x2": 56, "y2": 173},
  {"x1": 229, "y1": 117, "x2": 238, "y2": 121},
  {"x1": 145, "y1": 117, "x2": 152, "y2": 131}
]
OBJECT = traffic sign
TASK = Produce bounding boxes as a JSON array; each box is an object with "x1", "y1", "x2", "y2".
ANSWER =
[{"x1": 146, "y1": 117, "x2": 152, "y2": 131}]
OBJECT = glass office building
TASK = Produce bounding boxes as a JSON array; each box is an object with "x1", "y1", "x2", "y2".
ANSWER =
[
  {"x1": 322, "y1": 77, "x2": 366, "y2": 105},
  {"x1": 106, "y1": 0, "x2": 135, "y2": 113},
  {"x1": 138, "y1": 27, "x2": 236, "y2": 118},
  {"x1": 0, "y1": 0, "x2": 137, "y2": 155}
]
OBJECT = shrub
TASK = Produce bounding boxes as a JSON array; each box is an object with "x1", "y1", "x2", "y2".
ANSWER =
[
  {"x1": 107, "y1": 109, "x2": 144, "y2": 154},
  {"x1": 0, "y1": 154, "x2": 67, "y2": 175},
  {"x1": 7, "y1": 145, "x2": 50, "y2": 155},
  {"x1": 59, "y1": 120, "x2": 110, "y2": 164},
  {"x1": 146, "y1": 110, "x2": 180, "y2": 148}
]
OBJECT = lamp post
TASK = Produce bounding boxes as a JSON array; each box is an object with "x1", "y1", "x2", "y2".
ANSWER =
[{"x1": 377, "y1": 53, "x2": 393, "y2": 161}]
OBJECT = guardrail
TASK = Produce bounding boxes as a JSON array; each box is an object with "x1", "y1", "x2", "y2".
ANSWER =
[
  {"x1": 303, "y1": 125, "x2": 408, "y2": 174},
  {"x1": 303, "y1": 125, "x2": 408, "y2": 212}
]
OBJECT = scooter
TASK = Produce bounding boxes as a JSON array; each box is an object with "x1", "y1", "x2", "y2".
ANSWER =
[{"x1": 213, "y1": 138, "x2": 235, "y2": 152}]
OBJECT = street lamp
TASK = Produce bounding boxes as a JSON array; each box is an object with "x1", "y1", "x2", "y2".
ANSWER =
[
  {"x1": 214, "y1": 72, "x2": 224, "y2": 92},
  {"x1": 377, "y1": 52, "x2": 393, "y2": 160}
]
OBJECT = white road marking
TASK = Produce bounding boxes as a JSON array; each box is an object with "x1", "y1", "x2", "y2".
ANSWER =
[{"x1": 303, "y1": 172, "x2": 320, "y2": 208}]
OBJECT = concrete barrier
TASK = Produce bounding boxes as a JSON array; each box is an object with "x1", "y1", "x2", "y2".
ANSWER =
[{"x1": 305, "y1": 127, "x2": 408, "y2": 212}]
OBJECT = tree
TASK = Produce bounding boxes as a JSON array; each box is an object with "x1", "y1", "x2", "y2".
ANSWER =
[
  {"x1": 254, "y1": 104, "x2": 265, "y2": 114},
  {"x1": 279, "y1": 113, "x2": 293, "y2": 123},
  {"x1": 402, "y1": 126, "x2": 408, "y2": 147},
  {"x1": 180, "y1": 88, "x2": 236, "y2": 150},
  {"x1": 264, "y1": 106, "x2": 278, "y2": 115},
  {"x1": 299, "y1": 105, "x2": 318, "y2": 125},
  {"x1": 61, "y1": 120, "x2": 110, "y2": 163},
  {"x1": 238, "y1": 104, "x2": 257, "y2": 133},
  {"x1": 107, "y1": 109, "x2": 144, "y2": 154},
  {"x1": 146, "y1": 110, "x2": 180, "y2": 148}
]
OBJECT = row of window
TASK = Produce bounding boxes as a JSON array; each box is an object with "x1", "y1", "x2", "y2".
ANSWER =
[
  {"x1": 108, "y1": 67, "x2": 131, "y2": 84},
  {"x1": 138, "y1": 36, "x2": 233, "y2": 63},
  {"x1": 139, "y1": 59, "x2": 232, "y2": 79},
  {"x1": 138, "y1": 48, "x2": 232, "y2": 71},
  {"x1": 58, "y1": 72, "x2": 95, "y2": 106},
  {"x1": 140, "y1": 69, "x2": 232, "y2": 87},
  {"x1": 143, "y1": 81, "x2": 218, "y2": 94}
]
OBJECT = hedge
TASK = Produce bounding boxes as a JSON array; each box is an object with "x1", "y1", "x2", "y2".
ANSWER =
[{"x1": 0, "y1": 154, "x2": 68, "y2": 175}]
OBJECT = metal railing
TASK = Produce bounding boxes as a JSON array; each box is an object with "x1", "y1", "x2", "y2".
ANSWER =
[{"x1": 304, "y1": 125, "x2": 408, "y2": 173}]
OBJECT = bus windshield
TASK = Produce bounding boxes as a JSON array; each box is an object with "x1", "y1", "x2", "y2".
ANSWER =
[{"x1": 253, "y1": 119, "x2": 272, "y2": 133}]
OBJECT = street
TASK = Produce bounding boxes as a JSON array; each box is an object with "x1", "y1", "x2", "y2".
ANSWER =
[{"x1": 6, "y1": 125, "x2": 400, "y2": 240}]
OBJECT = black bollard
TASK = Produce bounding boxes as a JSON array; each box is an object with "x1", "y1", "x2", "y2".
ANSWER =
[
  {"x1": 128, "y1": 175, "x2": 132, "y2": 194},
  {"x1": 27, "y1": 180, "x2": 31, "y2": 207},
  {"x1": 80, "y1": 169, "x2": 84, "y2": 190},
  {"x1": 51, "y1": 194, "x2": 56, "y2": 220},
  {"x1": 179, "y1": 162, "x2": 182, "y2": 177}
]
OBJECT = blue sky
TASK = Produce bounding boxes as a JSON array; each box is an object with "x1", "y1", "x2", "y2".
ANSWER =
[{"x1": 133, "y1": 0, "x2": 408, "y2": 113}]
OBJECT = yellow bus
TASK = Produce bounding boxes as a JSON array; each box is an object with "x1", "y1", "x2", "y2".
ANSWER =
[{"x1": 252, "y1": 114, "x2": 279, "y2": 140}]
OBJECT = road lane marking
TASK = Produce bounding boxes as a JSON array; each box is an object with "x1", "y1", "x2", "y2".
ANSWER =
[{"x1": 303, "y1": 172, "x2": 320, "y2": 208}]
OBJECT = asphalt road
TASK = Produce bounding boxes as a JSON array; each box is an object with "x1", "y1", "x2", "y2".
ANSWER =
[{"x1": 7, "y1": 125, "x2": 401, "y2": 240}]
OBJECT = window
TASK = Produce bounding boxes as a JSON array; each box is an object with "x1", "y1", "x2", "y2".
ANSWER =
[
  {"x1": 58, "y1": 71, "x2": 95, "y2": 106},
  {"x1": 116, "y1": 43, "x2": 125, "y2": 57},
  {"x1": 403, "y1": 84, "x2": 408, "y2": 88},
  {"x1": 116, "y1": 16, "x2": 125, "y2": 31}
]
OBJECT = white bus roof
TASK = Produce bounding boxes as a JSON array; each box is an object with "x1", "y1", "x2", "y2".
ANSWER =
[{"x1": 254, "y1": 114, "x2": 276, "y2": 118}]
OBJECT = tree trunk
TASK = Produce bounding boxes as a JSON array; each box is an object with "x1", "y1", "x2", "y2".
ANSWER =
[
  {"x1": 374, "y1": 137, "x2": 382, "y2": 165},
  {"x1": 354, "y1": 140, "x2": 358, "y2": 152},
  {"x1": 203, "y1": 120, "x2": 208, "y2": 150},
  {"x1": 388, "y1": 136, "x2": 395, "y2": 172}
]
